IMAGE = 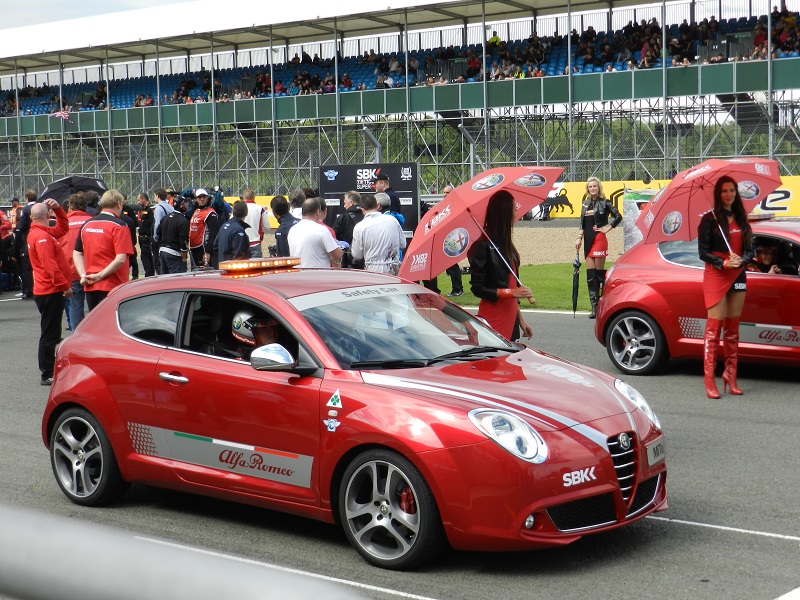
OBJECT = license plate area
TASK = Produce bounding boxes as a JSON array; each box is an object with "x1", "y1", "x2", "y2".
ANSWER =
[{"x1": 646, "y1": 436, "x2": 666, "y2": 466}]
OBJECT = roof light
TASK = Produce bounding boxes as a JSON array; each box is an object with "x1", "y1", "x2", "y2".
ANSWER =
[{"x1": 220, "y1": 257, "x2": 301, "y2": 276}]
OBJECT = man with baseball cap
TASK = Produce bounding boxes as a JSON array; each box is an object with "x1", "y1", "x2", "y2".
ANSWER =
[
  {"x1": 372, "y1": 173, "x2": 401, "y2": 214},
  {"x1": 188, "y1": 189, "x2": 220, "y2": 268}
]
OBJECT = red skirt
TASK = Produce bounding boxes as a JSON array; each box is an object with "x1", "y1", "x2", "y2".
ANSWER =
[
  {"x1": 703, "y1": 264, "x2": 744, "y2": 309},
  {"x1": 588, "y1": 232, "x2": 608, "y2": 258},
  {"x1": 478, "y1": 274, "x2": 519, "y2": 340}
]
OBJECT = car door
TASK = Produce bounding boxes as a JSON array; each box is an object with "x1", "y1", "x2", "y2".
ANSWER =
[{"x1": 151, "y1": 293, "x2": 323, "y2": 504}]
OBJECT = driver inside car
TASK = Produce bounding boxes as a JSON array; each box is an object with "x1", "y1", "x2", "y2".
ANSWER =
[{"x1": 231, "y1": 310, "x2": 281, "y2": 360}]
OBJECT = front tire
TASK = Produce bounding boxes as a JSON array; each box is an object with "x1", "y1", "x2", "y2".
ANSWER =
[
  {"x1": 605, "y1": 310, "x2": 668, "y2": 375},
  {"x1": 49, "y1": 408, "x2": 129, "y2": 506},
  {"x1": 338, "y1": 449, "x2": 446, "y2": 570}
]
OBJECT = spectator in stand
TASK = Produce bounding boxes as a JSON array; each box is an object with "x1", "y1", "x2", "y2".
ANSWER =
[
  {"x1": 241, "y1": 187, "x2": 271, "y2": 258},
  {"x1": 28, "y1": 198, "x2": 71, "y2": 385},
  {"x1": 487, "y1": 30, "x2": 502, "y2": 50},
  {"x1": 73, "y1": 190, "x2": 134, "y2": 311},
  {"x1": 340, "y1": 73, "x2": 353, "y2": 89},
  {"x1": 408, "y1": 56, "x2": 419, "y2": 76}
]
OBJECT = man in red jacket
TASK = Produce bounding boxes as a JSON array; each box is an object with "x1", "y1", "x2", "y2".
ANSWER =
[
  {"x1": 58, "y1": 194, "x2": 92, "y2": 330},
  {"x1": 27, "y1": 198, "x2": 71, "y2": 385}
]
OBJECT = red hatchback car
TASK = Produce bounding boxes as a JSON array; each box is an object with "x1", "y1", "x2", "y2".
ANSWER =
[
  {"x1": 42, "y1": 259, "x2": 667, "y2": 570},
  {"x1": 595, "y1": 220, "x2": 800, "y2": 375}
]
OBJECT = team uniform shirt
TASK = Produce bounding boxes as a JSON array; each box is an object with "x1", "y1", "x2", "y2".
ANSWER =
[
  {"x1": 0, "y1": 210, "x2": 11, "y2": 239},
  {"x1": 244, "y1": 200, "x2": 271, "y2": 248},
  {"x1": 351, "y1": 211, "x2": 407, "y2": 273},
  {"x1": 287, "y1": 218, "x2": 340, "y2": 268},
  {"x1": 27, "y1": 207, "x2": 71, "y2": 296},
  {"x1": 74, "y1": 211, "x2": 134, "y2": 292},
  {"x1": 58, "y1": 210, "x2": 92, "y2": 281},
  {"x1": 189, "y1": 206, "x2": 219, "y2": 251}
]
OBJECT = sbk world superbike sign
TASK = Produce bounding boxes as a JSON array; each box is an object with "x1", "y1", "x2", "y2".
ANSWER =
[{"x1": 319, "y1": 162, "x2": 420, "y2": 236}]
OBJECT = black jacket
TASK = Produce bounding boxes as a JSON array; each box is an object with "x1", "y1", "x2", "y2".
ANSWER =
[
  {"x1": 698, "y1": 211, "x2": 754, "y2": 269},
  {"x1": 274, "y1": 214, "x2": 299, "y2": 257},
  {"x1": 579, "y1": 197, "x2": 622, "y2": 258},
  {"x1": 212, "y1": 218, "x2": 250, "y2": 267},
  {"x1": 333, "y1": 205, "x2": 363, "y2": 246},
  {"x1": 137, "y1": 203, "x2": 155, "y2": 240},
  {"x1": 384, "y1": 186, "x2": 401, "y2": 214},
  {"x1": 468, "y1": 238, "x2": 517, "y2": 302},
  {"x1": 156, "y1": 212, "x2": 189, "y2": 253}
]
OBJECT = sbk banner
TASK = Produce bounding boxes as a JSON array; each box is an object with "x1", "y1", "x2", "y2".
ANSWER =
[{"x1": 318, "y1": 163, "x2": 420, "y2": 237}]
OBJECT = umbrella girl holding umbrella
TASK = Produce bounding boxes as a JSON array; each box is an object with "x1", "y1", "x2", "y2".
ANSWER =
[
  {"x1": 467, "y1": 190, "x2": 534, "y2": 342},
  {"x1": 697, "y1": 176, "x2": 754, "y2": 399}
]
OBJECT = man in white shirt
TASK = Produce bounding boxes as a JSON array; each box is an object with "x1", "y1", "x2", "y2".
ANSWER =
[
  {"x1": 241, "y1": 187, "x2": 272, "y2": 257},
  {"x1": 351, "y1": 194, "x2": 406, "y2": 275},
  {"x1": 288, "y1": 198, "x2": 343, "y2": 268}
]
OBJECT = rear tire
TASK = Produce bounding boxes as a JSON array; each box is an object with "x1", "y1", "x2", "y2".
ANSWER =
[
  {"x1": 338, "y1": 449, "x2": 446, "y2": 570},
  {"x1": 605, "y1": 310, "x2": 668, "y2": 375},
  {"x1": 49, "y1": 408, "x2": 129, "y2": 506}
]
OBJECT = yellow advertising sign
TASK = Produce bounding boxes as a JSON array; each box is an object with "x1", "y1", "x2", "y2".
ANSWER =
[{"x1": 545, "y1": 177, "x2": 800, "y2": 218}]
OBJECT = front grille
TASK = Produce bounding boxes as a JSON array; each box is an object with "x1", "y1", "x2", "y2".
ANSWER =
[
  {"x1": 627, "y1": 474, "x2": 660, "y2": 518},
  {"x1": 607, "y1": 432, "x2": 638, "y2": 503},
  {"x1": 547, "y1": 493, "x2": 617, "y2": 533}
]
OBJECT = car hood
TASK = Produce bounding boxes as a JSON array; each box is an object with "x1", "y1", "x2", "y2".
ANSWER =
[{"x1": 360, "y1": 348, "x2": 632, "y2": 433}]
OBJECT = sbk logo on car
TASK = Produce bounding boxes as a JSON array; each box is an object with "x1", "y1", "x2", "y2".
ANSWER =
[{"x1": 562, "y1": 467, "x2": 597, "y2": 487}]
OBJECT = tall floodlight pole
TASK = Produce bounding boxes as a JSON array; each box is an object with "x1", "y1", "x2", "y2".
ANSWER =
[{"x1": 767, "y1": 9, "x2": 774, "y2": 159}]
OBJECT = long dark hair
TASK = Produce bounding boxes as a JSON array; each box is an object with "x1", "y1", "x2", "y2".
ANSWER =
[
  {"x1": 483, "y1": 190, "x2": 520, "y2": 267},
  {"x1": 713, "y1": 176, "x2": 752, "y2": 241}
]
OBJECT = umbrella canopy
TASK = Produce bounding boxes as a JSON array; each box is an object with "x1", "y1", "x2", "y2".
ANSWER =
[
  {"x1": 40, "y1": 175, "x2": 108, "y2": 206},
  {"x1": 572, "y1": 253, "x2": 581, "y2": 317},
  {"x1": 398, "y1": 166, "x2": 564, "y2": 281},
  {"x1": 635, "y1": 158, "x2": 782, "y2": 245}
]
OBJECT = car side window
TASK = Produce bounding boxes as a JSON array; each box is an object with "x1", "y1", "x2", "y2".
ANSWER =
[
  {"x1": 659, "y1": 240, "x2": 704, "y2": 268},
  {"x1": 182, "y1": 293, "x2": 299, "y2": 361},
  {"x1": 118, "y1": 292, "x2": 184, "y2": 346}
]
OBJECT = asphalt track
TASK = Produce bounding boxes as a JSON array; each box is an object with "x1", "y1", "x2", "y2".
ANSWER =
[{"x1": 0, "y1": 295, "x2": 798, "y2": 600}]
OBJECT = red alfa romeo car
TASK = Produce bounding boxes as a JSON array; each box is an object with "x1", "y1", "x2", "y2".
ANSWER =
[
  {"x1": 595, "y1": 220, "x2": 800, "y2": 375},
  {"x1": 42, "y1": 258, "x2": 667, "y2": 570}
]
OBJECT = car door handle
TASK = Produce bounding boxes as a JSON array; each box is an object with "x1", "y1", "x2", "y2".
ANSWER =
[{"x1": 159, "y1": 372, "x2": 189, "y2": 384}]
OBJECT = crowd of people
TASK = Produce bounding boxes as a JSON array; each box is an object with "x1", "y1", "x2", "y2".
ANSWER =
[
  {"x1": 0, "y1": 173, "x2": 414, "y2": 385},
  {"x1": 4, "y1": 6, "x2": 799, "y2": 117}
]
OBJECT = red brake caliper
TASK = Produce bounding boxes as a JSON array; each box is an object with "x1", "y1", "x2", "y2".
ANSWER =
[{"x1": 399, "y1": 487, "x2": 416, "y2": 514}]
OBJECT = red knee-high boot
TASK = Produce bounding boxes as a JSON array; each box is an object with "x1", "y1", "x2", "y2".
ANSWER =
[
  {"x1": 703, "y1": 318, "x2": 722, "y2": 399},
  {"x1": 722, "y1": 317, "x2": 743, "y2": 395}
]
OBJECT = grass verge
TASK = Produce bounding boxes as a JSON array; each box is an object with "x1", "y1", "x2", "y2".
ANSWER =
[{"x1": 441, "y1": 262, "x2": 612, "y2": 312}]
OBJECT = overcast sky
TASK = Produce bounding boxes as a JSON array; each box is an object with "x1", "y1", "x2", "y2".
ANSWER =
[{"x1": 1, "y1": 0, "x2": 200, "y2": 29}]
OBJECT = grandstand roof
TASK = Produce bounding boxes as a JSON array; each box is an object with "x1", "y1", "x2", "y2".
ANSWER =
[{"x1": 0, "y1": 0, "x2": 641, "y2": 78}]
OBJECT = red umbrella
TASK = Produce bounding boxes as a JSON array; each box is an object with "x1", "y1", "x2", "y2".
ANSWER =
[
  {"x1": 635, "y1": 158, "x2": 782, "y2": 246},
  {"x1": 398, "y1": 166, "x2": 564, "y2": 281}
]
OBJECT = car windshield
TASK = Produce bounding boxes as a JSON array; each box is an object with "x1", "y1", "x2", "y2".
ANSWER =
[{"x1": 290, "y1": 283, "x2": 516, "y2": 369}]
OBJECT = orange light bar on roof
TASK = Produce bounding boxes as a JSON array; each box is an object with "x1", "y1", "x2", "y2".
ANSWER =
[{"x1": 219, "y1": 257, "x2": 301, "y2": 273}]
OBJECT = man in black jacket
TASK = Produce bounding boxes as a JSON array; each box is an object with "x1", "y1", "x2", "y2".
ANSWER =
[
  {"x1": 372, "y1": 174, "x2": 401, "y2": 214},
  {"x1": 269, "y1": 196, "x2": 298, "y2": 258},
  {"x1": 212, "y1": 200, "x2": 250, "y2": 268},
  {"x1": 156, "y1": 210, "x2": 189, "y2": 274},
  {"x1": 136, "y1": 193, "x2": 157, "y2": 276},
  {"x1": 332, "y1": 191, "x2": 363, "y2": 268}
]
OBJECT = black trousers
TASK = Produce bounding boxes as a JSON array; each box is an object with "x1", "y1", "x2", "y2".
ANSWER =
[
  {"x1": 20, "y1": 251, "x2": 34, "y2": 296},
  {"x1": 446, "y1": 265, "x2": 463, "y2": 292},
  {"x1": 86, "y1": 290, "x2": 109, "y2": 312},
  {"x1": 139, "y1": 239, "x2": 156, "y2": 277},
  {"x1": 34, "y1": 292, "x2": 64, "y2": 379}
]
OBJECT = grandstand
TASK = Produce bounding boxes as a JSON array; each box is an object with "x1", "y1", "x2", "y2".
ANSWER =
[{"x1": 1, "y1": 0, "x2": 799, "y2": 197}]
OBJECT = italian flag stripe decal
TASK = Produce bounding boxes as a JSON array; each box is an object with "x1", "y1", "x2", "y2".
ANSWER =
[{"x1": 172, "y1": 431, "x2": 299, "y2": 459}]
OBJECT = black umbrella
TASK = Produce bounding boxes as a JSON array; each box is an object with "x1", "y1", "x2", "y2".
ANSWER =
[
  {"x1": 572, "y1": 253, "x2": 581, "y2": 318},
  {"x1": 40, "y1": 175, "x2": 108, "y2": 206}
]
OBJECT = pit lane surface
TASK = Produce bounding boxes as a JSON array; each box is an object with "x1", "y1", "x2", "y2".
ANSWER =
[{"x1": 1, "y1": 296, "x2": 798, "y2": 600}]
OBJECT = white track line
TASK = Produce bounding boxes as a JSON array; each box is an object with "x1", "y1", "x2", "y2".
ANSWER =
[
  {"x1": 647, "y1": 516, "x2": 800, "y2": 542},
  {"x1": 137, "y1": 536, "x2": 441, "y2": 600}
]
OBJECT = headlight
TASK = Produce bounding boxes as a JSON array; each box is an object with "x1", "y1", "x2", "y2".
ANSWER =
[
  {"x1": 468, "y1": 409, "x2": 548, "y2": 463},
  {"x1": 615, "y1": 379, "x2": 661, "y2": 429}
]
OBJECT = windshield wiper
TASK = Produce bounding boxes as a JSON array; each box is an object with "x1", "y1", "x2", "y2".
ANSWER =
[
  {"x1": 349, "y1": 359, "x2": 429, "y2": 370},
  {"x1": 425, "y1": 345, "x2": 516, "y2": 365}
]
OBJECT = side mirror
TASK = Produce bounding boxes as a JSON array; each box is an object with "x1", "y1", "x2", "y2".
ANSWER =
[{"x1": 250, "y1": 343, "x2": 297, "y2": 371}]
